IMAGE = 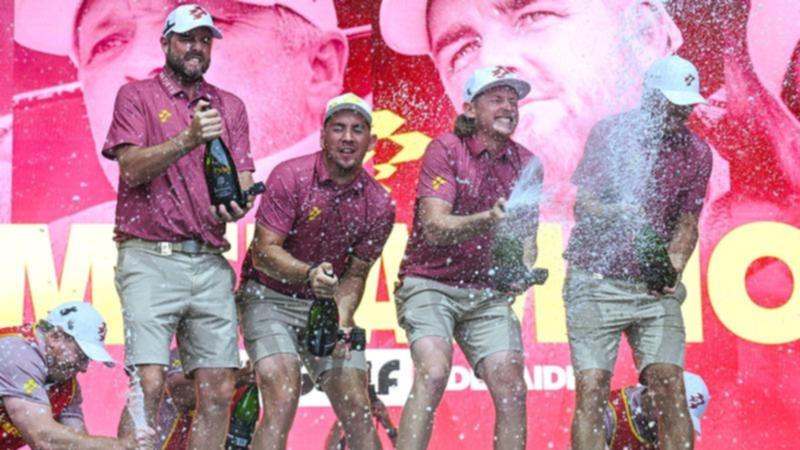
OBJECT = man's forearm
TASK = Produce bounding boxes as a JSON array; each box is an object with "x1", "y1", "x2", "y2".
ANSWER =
[
  {"x1": 252, "y1": 244, "x2": 312, "y2": 285},
  {"x1": 334, "y1": 274, "x2": 367, "y2": 326},
  {"x1": 425, "y1": 210, "x2": 496, "y2": 246},
  {"x1": 668, "y1": 215, "x2": 700, "y2": 273},
  {"x1": 117, "y1": 129, "x2": 197, "y2": 187},
  {"x1": 31, "y1": 425, "x2": 131, "y2": 450}
]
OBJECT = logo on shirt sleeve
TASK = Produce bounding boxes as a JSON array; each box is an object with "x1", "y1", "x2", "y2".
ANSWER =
[
  {"x1": 308, "y1": 206, "x2": 322, "y2": 222},
  {"x1": 432, "y1": 176, "x2": 447, "y2": 190},
  {"x1": 159, "y1": 109, "x2": 173, "y2": 124},
  {"x1": 23, "y1": 378, "x2": 39, "y2": 395}
]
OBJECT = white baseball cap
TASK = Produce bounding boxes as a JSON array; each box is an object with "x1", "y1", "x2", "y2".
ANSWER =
[
  {"x1": 644, "y1": 55, "x2": 708, "y2": 105},
  {"x1": 463, "y1": 66, "x2": 531, "y2": 103},
  {"x1": 163, "y1": 4, "x2": 223, "y2": 39},
  {"x1": 14, "y1": 0, "x2": 339, "y2": 61},
  {"x1": 683, "y1": 372, "x2": 710, "y2": 435},
  {"x1": 45, "y1": 301, "x2": 115, "y2": 367},
  {"x1": 324, "y1": 92, "x2": 372, "y2": 125}
]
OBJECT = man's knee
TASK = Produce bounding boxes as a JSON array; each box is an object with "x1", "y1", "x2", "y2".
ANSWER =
[
  {"x1": 480, "y1": 352, "x2": 526, "y2": 394},
  {"x1": 642, "y1": 365, "x2": 684, "y2": 397},
  {"x1": 415, "y1": 362, "x2": 451, "y2": 394},
  {"x1": 574, "y1": 370, "x2": 611, "y2": 411},
  {"x1": 194, "y1": 369, "x2": 235, "y2": 412},
  {"x1": 137, "y1": 365, "x2": 166, "y2": 401},
  {"x1": 257, "y1": 356, "x2": 302, "y2": 408}
]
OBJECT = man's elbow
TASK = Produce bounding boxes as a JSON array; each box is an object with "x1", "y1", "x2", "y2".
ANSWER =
[{"x1": 422, "y1": 225, "x2": 448, "y2": 246}]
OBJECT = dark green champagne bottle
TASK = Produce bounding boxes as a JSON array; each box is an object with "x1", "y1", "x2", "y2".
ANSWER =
[
  {"x1": 225, "y1": 384, "x2": 260, "y2": 450},
  {"x1": 635, "y1": 225, "x2": 677, "y2": 292},
  {"x1": 204, "y1": 136, "x2": 244, "y2": 214},
  {"x1": 306, "y1": 296, "x2": 340, "y2": 357},
  {"x1": 491, "y1": 210, "x2": 548, "y2": 291}
]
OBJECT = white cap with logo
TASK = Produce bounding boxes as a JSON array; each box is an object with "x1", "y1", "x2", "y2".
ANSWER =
[
  {"x1": 644, "y1": 55, "x2": 707, "y2": 105},
  {"x1": 683, "y1": 371, "x2": 710, "y2": 435},
  {"x1": 463, "y1": 66, "x2": 531, "y2": 103},
  {"x1": 45, "y1": 301, "x2": 115, "y2": 367},
  {"x1": 324, "y1": 93, "x2": 372, "y2": 125},
  {"x1": 163, "y1": 4, "x2": 223, "y2": 39}
]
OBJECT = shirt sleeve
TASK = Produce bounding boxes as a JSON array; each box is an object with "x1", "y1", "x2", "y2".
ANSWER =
[
  {"x1": 57, "y1": 381, "x2": 84, "y2": 422},
  {"x1": 681, "y1": 140, "x2": 713, "y2": 216},
  {"x1": 352, "y1": 196, "x2": 396, "y2": 263},
  {"x1": 225, "y1": 95, "x2": 255, "y2": 173},
  {"x1": 416, "y1": 138, "x2": 457, "y2": 203},
  {"x1": 256, "y1": 163, "x2": 299, "y2": 236},
  {"x1": 0, "y1": 338, "x2": 50, "y2": 407},
  {"x1": 519, "y1": 156, "x2": 543, "y2": 238},
  {"x1": 102, "y1": 84, "x2": 148, "y2": 160}
]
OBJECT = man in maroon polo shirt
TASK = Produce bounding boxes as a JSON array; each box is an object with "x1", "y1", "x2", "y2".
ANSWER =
[
  {"x1": 101, "y1": 5, "x2": 255, "y2": 450},
  {"x1": 563, "y1": 56, "x2": 712, "y2": 450},
  {"x1": 394, "y1": 66, "x2": 543, "y2": 450},
  {"x1": 238, "y1": 93, "x2": 394, "y2": 450}
]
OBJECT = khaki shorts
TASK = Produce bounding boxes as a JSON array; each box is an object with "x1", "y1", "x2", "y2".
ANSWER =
[
  {"x1": 114, "y1": 246, "x2": 240, "y2": 375},
  {"x1": 563, "y1": 268, "x2": 687, "y2": 373},
  {"x1": 394, "y1": 277, "x2": 523, "y2": 369},
  {"x1": 237, "y1": 280, "x2": 366, "y2": 382}
]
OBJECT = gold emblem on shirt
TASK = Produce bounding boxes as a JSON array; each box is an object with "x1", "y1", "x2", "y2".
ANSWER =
[
  {"x1": 23, "y1": 378, "x2": 39, "y2": 395},
  {"x1": 432, "y1": 176, "x2": 447, "y2": 190},
  {"x1": 308, "y1": 206, "x2": 322, "y2": 222},
  {"x1": 159, "y1": 109, "x2": 173, "y2": 123}
]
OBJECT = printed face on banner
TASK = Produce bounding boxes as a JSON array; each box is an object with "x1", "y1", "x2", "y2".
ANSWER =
[
  {"x1": 74, "y1": 0, "x2": 342, "y2": 188},
  {"x1": 426, "y1": 0, "x2": 674, "y2": 193}
]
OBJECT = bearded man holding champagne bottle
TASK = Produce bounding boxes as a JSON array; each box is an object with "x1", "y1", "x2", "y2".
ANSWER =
[{"x1": 102, "y1": 5, "x2": 256, "y2": 450}]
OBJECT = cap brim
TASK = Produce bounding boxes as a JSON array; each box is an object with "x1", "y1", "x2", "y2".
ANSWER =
[
  {"x1": 78, "y1": 341, "x2": 116, "y2": 368},
  {"x1": 379, "y1": 0, "x2": 429, "y2": 55},
  {"x1": 661, "y1": 89, "x2": 707, "y2": 106},
  {"x1": 473, "y1": 79, "x2": 532, "y2": 102},
  {"x1": 325, "y1": 105, "x2": 372, "y2": 125},
  {"x1": 169, "y1": 25, "x2": 223, "y2": 39},
  {"x1": 691, "y1": 416, "x2": 701, "y2": 435}
]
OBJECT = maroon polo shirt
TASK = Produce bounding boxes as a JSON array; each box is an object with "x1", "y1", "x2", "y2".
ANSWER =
[
  {"x1": 400, "y1": 132, "x2": 539, "y2": 289},
  {"x1": 102, "y1": 67, "x2": 253, "y2": 248},
  {"x1": 565, "y1": 110, "x2": 713, "y2": 280},
  {"x1": 241, "y1": 152, "x2": 395, "y2": 299}
]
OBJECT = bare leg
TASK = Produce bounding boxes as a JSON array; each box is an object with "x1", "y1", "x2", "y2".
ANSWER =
[
  {"x1": 320, "y1": 368, "x2": 381, "y2": 450},
  {"x1": 118, "y1": 365, "x2": 165, "y2": 440},
  {"x1": 641, "y1": 364, "x2": 693, "y2": 450},
  {"x1": 189, "y1": 367, "x2": 236, "y2": 450},
  {"x1": 396, "y1": 336, "x2": 453, "y2": 450},
  {"x1": 477, "y1": 351, "x2": 527, "y2": 450},
  {"x1": 251, "y1": 354, "x2": 302, "y2": 450},
  {"x1": 571, "y1": 369, "x2": 612, "y2": 450}
]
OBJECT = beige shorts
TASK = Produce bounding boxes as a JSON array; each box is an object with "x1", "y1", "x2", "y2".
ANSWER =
[
  {"x1": 563, "y1": 268, "x2": 687, "y2": 373},
  {"x1": 394, "y1": 277, "x2": 523, "y2": 369},
  {"x1": 114, "y1": 246, "x2": 240, "y2": 375},
  {"x1": 237, "y1": 280, "x2": 366, "y2": 382}
]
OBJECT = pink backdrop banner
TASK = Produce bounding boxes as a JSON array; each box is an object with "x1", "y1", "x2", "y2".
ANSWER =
[{"x1": 2, "y1": 0, "x2": 799, "y2": 448}]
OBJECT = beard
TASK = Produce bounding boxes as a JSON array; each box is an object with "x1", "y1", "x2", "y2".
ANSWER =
[{"x1": 166, "y1": 47, "x2": 210, "y2": 82}]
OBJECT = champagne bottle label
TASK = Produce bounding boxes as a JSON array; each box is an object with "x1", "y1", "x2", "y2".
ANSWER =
[{"x1": 204, "y1": 137, "x2": 243, "y2": 211}]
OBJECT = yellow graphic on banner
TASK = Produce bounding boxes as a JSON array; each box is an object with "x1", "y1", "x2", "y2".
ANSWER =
[
  {"x1": 159, "y1": 109, "x2": 172, "y2": 123},
  {"x1": 371, "y1": 110, "x2": 432, "y2": 181},
  {"x1": 432, "y1": 176, "x2": 447, "y2": 190},
  {"x1": 308, "y1": 206, "x2": 322, "y2": 222},
  {"x1": 23, "y1": 378, "x2": 39, "y2": 395}
]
